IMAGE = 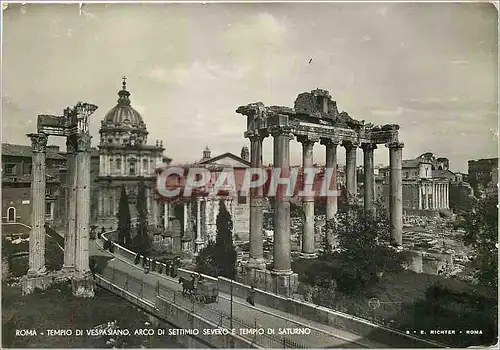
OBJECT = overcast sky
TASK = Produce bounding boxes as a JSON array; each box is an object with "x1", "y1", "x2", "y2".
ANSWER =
[{"x1": 2, "y1": 2, "x2": 498, "y2": 172}]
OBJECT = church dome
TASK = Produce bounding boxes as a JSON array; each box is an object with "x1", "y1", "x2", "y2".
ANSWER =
[{"x1": 101, "y1": 78, "x2": 146, "y2": 130}]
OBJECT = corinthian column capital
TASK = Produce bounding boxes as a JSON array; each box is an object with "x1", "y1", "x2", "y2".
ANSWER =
[
  {"x1": 320, "y1": 137, "x2": 342, "y2": 146},
  {"x1": 361, "y1": 143, "x2": 378, "y2": 152},
  {"x1": 245, "y1": 130, "x2": 267, "y2": 142},
  {"x1": 386, "y1": 141, "x2": 404, "y2": 149},
  {"x1": 27, "y1": 133, "x2": 48, "y2": 153},
  {"x1": 268, "y1": 126, "x2": 294, "y2": 139},
  {"x1": 297, "y1": 135, "x2": 320, "y2": 146},
  {"x1": 342, "y1": 140, "x2": 360, "y2": 150}
]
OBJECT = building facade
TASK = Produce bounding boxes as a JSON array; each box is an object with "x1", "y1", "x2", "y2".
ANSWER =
[
  {"x1": 380, "y1": 153, "x2": 451, "y2": 215},
  {"x1": 2, "y1": 143, "x2": 66, "y2": 226},
  {"x1": 94, "y1": 79, "x2": 171, "y2": 229}
]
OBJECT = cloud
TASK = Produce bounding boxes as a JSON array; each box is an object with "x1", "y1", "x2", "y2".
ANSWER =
[{"x1": 370, "y1": 106, "x2": 414, "y2": 118}]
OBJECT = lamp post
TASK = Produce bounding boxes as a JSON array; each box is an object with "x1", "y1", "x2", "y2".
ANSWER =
[{"x1": 230, "y1": 271, "x2": 234, "y2": 348}]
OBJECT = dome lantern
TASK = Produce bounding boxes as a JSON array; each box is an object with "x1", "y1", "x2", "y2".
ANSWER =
[{"x1": 100, "y1": 77, "x2": 146, "y2": 133}]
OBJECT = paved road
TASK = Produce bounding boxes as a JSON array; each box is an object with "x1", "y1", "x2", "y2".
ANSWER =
[{"x1": 90, "y1": 240, "x2": 387, "y2": 348}]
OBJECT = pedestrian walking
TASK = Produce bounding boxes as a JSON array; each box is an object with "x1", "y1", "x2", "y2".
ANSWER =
[{"x1": 246, "y1": 285, "x2": 255, "y2": 306}]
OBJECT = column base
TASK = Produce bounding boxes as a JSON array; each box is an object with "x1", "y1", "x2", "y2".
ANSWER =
[
  {"x1": 27, "y1": 266, "x2": 47, "y2": 277},
  {"x1": 61, "y1": 265, "x2": 75, "y2": 275},
  {"x1": 243, "y1": 268, "x2": 299, "y2": 297},
  {"x1": 71, "y1": 272, "x2": 95, "y2": 298},
  {"x1": 21, "y1": 274, "x2": 52, "y2": 295},
  {"x1": 270, "y1": 268, "x2": 294, "y2": 276},
  {"x1": 246, "y1": 257, "x2": 266, "y2": 270},
  {"x1": 194, "y1": 240, "x2": 205, "y2": 254},
  {"x1": 299, "y1": 252, "x2": 317, "y2": 259}
]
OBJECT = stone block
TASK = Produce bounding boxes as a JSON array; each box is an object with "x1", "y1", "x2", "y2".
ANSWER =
[
  {"x1": 20, "y1": 274, "x2": 54, "y2": 295},
  {"x1": 71, "y1": 275, "x2": 95, "y2": 298}
]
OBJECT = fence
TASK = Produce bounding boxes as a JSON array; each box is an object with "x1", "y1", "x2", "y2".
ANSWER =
[{"x1": 97, "y1": 266, "x2": 306, "y2": 348}]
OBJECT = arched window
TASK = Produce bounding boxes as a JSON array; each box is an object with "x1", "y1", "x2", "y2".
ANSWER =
[{"x1": 7, "y1": 207, "x2": 15, "y2": 222}]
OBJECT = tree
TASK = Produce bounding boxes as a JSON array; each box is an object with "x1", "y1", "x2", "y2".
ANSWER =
[
  {"x1": 195, "y1": 240, "x2": 219, "y2": 277},
  {"x1": 321, "y1": 202, "x2": 410, "y2": 293},
  {"x1": 460, "y1": 194, "x2": 498, "y2": 288},
  {"x1": 116, "y1": 185, "x2": 132, "y2": 247},
  {"x1": 133, "y1": 180, "x2": 150, "y2": 254},
  {"x1": 195, "y1": 199, "x2": 237, "y2": 278}
]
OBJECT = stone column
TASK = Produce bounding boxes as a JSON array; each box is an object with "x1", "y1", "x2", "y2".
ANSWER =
[
  {"x1": 361, "y1": 143, "x2": 376, "y2": 215},
  {"x1": 163, "y1": 202, "x2": 169, "y2": 231},
  {"x1": 270, "y1": 127, "x2": 293, "y2": 275},
  {"x1": 445, "y1": 183, "x2": 449, "y2": 209},
  {"x1": 320, "y1": 138, "x2": 339, "y2": 220},
  {"x1": 102, "y1": 187, "x2": 108, "y2": 216},
  {"x1": 388, "y1": 142, "x2": 404, "y2": 246},
  {"x1": 344, "y1": 141, "x2": 358, "y2": 203},
  {"x1": 247, "y1": 131, "x2": 266, "y2": 269},
  {"x1": 423, "y1": 184, "x2": 428, "y2": 210},
  {"x1": 151, "y1": 188, "x2": 158, "y2": 227},
  {"x1": 195, "y1": 197, "x2": 204, "y2": 253},
  {"x1": 298, "y1": 135, "x2": 317, "y2": 259},
  {"x1": 183, "y1": 202, "x2": 188, "y2": 233},
  {"x1": 75, "y1": 134, "x2": 92, "y2": 275},
  {"x1": 27, "y1": 133, "x2": 48, "y2": 276},
  {"x1": 442, "y1": 184, "x2": 445, "y2": 209},
  {"x1": 438, "y1": 184, "x2": 442, "y2": 209},
  {"x1": 146, "y1": 187, "x2": 151, "y2": 217},
  {"x1": 418, "y1": 183, "x2": 422, "y2": 209},
  {"x1": 63, "y1": 136, "x2": 77, "y2": 273}
]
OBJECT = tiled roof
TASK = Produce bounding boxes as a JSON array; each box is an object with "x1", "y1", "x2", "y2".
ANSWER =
[
  {"x1": 198, "y1": 152, "x2": 251, "y2": 167},
  {"x1": 2, "y1": 174, "x2": 60, "y2": 184},
  {"x1": 432, "y1": 169, "x2": 455, "y2": 178},
  {"x1": 402, "y1": 159, "x2": 421, "y2": 168},
  {"x1": 2, "y1": 143, "x2": 65, "y2": 160}
]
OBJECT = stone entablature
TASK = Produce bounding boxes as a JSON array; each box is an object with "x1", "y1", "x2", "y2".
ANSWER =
[{"x1": 238, "y1": 91, "x2": 399, "y2": 147}]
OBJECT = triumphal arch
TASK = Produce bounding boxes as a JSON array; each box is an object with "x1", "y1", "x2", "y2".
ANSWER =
[
  {"x1": 237, "y1": 89, "x2": 403, "y2": 294},
  {"x1": 21, "y1": 102, "x2": 98, "y2": 298}
]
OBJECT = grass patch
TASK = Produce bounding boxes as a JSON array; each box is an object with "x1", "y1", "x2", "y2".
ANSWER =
[
  {"x1": 2, "y1": 283, "x2": 184, "y2": 348},
  {"x1": 293, "y1": 260, "x2": 498, "y2": 347}
]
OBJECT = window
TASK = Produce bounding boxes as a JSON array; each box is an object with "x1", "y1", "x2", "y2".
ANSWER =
[
  {"x1": 7, "y1": 207, "x2": 15, "y2": 222},
  {"x1": 238, "y1": 195, "x2": 247, "y2": 205},
  {"x1": 129, "y1": 162, "x2": 136, "y2": 175},
  {"x1": 116, "y1": 158, "x2": 121, "y2": 172},
  {"x1": 143, "y1": 159, "x2": 148, "y2": 173},
  {"x1": 4, "y1": 164, "x2": 16, "y2": 175},
  {"x1": 24, "y1": 163, "x2": 32, "y2": 175},
  {"x1": 45, "y1": 202, "x2": 52, "y2": 217}
]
